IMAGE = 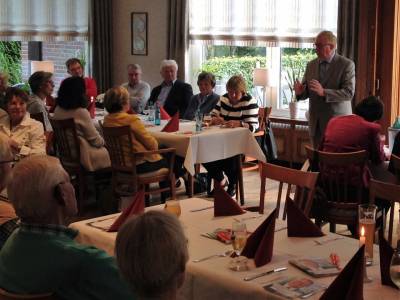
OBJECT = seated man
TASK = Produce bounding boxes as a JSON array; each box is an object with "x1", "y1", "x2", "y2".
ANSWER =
[
  {"x1": 116, "y1": 210, "x2": 188, "y2": 300},
  {"x1": 0, "y1": 155, "x2": 134, "y2": 299},
  {"x1": 0, "y1": 133, "x2": 18, "y2": 249},
  {"x1": 121, "y1": 64, "x2": 151, "y2": 114},
  {"x1": 183, "y1": 71, "x2": 220, "y2": 120},
  {"x1": 148, "y1": 59, "x2": 193, "y2": 116},
  {"x1": 66, "y1": 57, "x2": 98, "y2": 100}
]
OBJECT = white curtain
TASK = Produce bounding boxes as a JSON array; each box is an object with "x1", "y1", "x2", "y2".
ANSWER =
[
  {"x1": 189, "y1": 0, "x2": 337, "y2": 47},
  {"x1": 0, "y1": 0, "x2": 89, "y2": 41}
]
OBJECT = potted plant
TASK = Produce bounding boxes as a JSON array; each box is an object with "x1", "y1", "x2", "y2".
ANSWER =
[{"x1": 281, "y1": 49, "x2": 316, "y2": 118}]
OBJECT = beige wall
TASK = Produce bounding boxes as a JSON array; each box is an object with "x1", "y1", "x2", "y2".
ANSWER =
[{"x1": 112, "y1": 0, "x2": 168, "y2": 88}]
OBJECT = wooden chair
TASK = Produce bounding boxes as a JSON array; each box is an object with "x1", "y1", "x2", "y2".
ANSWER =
[
  {"x1": 258, "y1": 161, "x2": 319, "y2": 217},
  {"x1": 369, "y1": 178, "x2": 400, "y2": 246},
  {"x1": 101, "y1": 125, "x2": 176, "y2": 204},
  {"x1": 0, "y1": 288, "x2": 54, "y2": 300},
  {"x1": 305, "y1": 146, "x2": 368, "y2": 233},
  {"x1": 50, "y1": 118, "x2": 110, "y2": 212}
]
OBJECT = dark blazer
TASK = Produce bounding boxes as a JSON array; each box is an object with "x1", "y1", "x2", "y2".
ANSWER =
[
  {"x1": 183, "y1": 92, "x2": 220, "y2": 120},
  {"x1": 148, "y1": 80, "x2": 193, "y2": 117}
]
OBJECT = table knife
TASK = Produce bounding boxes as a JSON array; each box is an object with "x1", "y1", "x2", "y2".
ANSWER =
[{"x1": 243, "y1": 267, "x2": 287, "y2": 281}]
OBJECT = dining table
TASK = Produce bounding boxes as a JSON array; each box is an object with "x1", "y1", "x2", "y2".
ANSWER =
[{"x1": 69, "y1": 198, "x2": 398, "y2": 300}]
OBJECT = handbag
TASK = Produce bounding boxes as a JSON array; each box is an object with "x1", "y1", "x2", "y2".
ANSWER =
[{"x1": 257, "y1": 120, "x2": 278, "y2": 161}]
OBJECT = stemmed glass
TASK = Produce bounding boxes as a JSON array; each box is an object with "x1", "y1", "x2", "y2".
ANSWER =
[{"x1": 230, "y1": 220, "x2": 248, "y2": 271}]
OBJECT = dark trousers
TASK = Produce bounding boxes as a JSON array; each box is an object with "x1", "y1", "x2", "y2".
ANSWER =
[{"x1": 203, "y1": 155, "x2": 239, "y2": 184}]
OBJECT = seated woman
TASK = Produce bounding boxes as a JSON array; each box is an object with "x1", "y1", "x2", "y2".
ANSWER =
[
  {"x1": 0, "y1": 133, "x2": 18, "y2": 249},
  {"x1": 205, "y1": 75, "x2": 259, "y2": 196},
  {"x1": 103, "y1": 87, "x2": 172, "y2": 200},
  {"x1": 0, "y1": 87, "x2": 46, "y2": 160},
  {"x1": 53, "y1": 77, "x2": 110, "y2": 171},
  {"x1": 183, "y1": 71, "x2": 219, "y2": 120},
  {"x1": 116, "y1": 210, "x2": 188, "y2": 300},
  {"x1": 27, "y1": 71, "x2": 54, "y2": 131}
]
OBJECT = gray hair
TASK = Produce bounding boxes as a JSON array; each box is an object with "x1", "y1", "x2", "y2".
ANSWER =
[
  {"x1": 316, "y1": 30, "x2": 337, "y2": 47},
  {"x1": 104, "y1": 86, "x2": 129, "y2": 114},
  {"x1": 160, "y1": 59, "x2": 178, "y2": 72},
  {"x1": 127, "y1": 64, "x2": 142, "y2": 72},
  {"x1": 116, "y1": 210, "x2": 188, "y2": 298},
  {"x1": 28, "y1": 71, "x2": 53, "y2": 94},
  {"x1": 8, "y1": 155, "x2": 68, "y2": 222}
]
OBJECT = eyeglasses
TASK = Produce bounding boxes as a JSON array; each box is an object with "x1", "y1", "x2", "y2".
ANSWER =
[{"x1": 314, "y1": 43, "x2": 332, "y2": 49}]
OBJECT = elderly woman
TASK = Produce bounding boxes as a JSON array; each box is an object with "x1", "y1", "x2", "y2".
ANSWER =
[
  {"x1": 183, "y1": 71, "x2": 219, "y2": 120},
  {"x1": 0, "y1": 133, "x2": 18, "y2": 249},
  {"x1": 116, "y1": 210, "x2": 188, "y2": 300},
  {"x1": 53, "y1": 77, "x2": 110, "y2": 171},
  {"x1": 0, "y1": 87, "x2": 46, "y2": 160},
  {"x1": 0, "y1": 72, "x2": 9, "y2": 110},
  {"x1": 205, "y1": 75, "x2": 259, "y2": 196},
  {"x1": 27, "y1": 71, "x2": 54, "y2": 131},
  {"x1": 103, "y1": 86, "x2": 167, "y2": 174},
  {"x1": 0, "y1": 156, "x2": 134, "y2": 299}
]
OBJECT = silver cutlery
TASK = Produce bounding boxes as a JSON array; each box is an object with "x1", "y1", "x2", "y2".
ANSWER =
[
  {"x1": 300, "y1": 291, "x2": 318, "y2": 299},
  {"x1": 243, "y1": 267, "x2": 287, "y2": 281},
  {"x1": 193, "y1": 250, "x2": 233, "y2": 262},
  {"x1": 313, "y1": 237, "x2": 344, "y2": 245},
  {"x1": 190, "y1": 206, "x2": 214, "y2": 212}
]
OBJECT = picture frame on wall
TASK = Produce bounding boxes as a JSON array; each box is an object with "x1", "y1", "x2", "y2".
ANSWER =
[{"x1": 131, "y1": 12, "x2": 148, "y2": 55}]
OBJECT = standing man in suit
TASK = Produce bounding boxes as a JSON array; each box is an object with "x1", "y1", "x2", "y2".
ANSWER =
[
  {"x1": 294, "y1": 30, "x2": 355, "y2": 148},
  {"x1": 148, "y1": 60, "x2": 193, "y2": 116}
]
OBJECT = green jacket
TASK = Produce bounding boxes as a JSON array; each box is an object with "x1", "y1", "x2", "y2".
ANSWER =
[{"x1": 0, "y1": 223, "x2": 135, "y2": 300}]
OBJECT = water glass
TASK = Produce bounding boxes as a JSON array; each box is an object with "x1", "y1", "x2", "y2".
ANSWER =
[
  {"x1": 390, "y1": 245, "x2": 400, "y2": 288},
  {"x1": 358, "y1": 204, "x2": 377, "y2": 263},
  {"x1": 147, "y1": 105, "x2": 155, "y2": 122}
]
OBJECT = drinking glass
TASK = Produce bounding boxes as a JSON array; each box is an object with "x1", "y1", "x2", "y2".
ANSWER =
[
  {"x1": 147, "y1": 105, "x2": 155, "y2": 122},
  {"x1": 390, "y1": 244, "x2": 400, "y2": 288},
  {"x1": 203, "y1": 113, "x2": 212, "y2": 126},
  {"x1": 164, "y1": 199, "x2": 181, "y2": 217},
  {"x1": 358, "y1": 204, "x2": 377, "y2": 263},
  {"x1": 230, "y1": 220, "x2": 248, "y2": 271}
]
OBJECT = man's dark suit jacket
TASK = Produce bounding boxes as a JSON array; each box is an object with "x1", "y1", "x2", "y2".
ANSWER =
[{"x1": 148, "y1": 80, "x2": 193, "y2": 117}]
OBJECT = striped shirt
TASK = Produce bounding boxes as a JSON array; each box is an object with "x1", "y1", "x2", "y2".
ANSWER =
[{"x1": 211, "y1": 93, "x2": 259, "y2": 132}]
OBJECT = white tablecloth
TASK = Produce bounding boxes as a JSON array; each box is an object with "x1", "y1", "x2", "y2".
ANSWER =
[
  {"x1": 69, "y1": 198, "x2": 398, "y2": 300},
  {"x1": 95, "y1": 113, "x2": 266, "y2": 175}
]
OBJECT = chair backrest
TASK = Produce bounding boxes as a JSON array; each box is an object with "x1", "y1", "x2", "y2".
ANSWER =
[
  {"x1": 49, "y1": 118, "x2": 80, "y2": 168},
  {"x1": 30, "y1": 112, "x2": 45, "y2": 131},
  {"x1": 0, "y1": 288, "x2": 54, "y2": 300},
  {"x1": 259, "y1": 162, "x2": 319, "y2": 217},
  {"x1": 369, "y1": 178, "x2": 400, "y2": 246},
  {"x1": 305, "y1": 145, "x2": 368, "y2": 210}
]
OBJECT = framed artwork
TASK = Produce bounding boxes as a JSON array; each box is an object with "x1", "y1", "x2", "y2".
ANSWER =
[{"x1": 131, "y1": 12, "x2": 148, "y2": 55}]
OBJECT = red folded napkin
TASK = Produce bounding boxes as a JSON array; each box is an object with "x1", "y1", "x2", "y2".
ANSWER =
[
  {"x1": 241, "y1": 209, "x2": 276, "y2": 267},
  {"x1": 107, "y1": 190, "x2": 145, "y2": 232},
  {"x1": 320, "y1": 245, "x2": 365, "y2": 300},
  {"x1": 286, "y1": 198, "x2": 324, "y2": 237},
  {"x1": 379, "y1": 237, "x2": 399, "y2": 289},
  {"x1": 160, "y1": 106, "x2": 171, "y2": 120},
  {"x1": 87, "y1": 99, "x2": 96, "y2": 119},
  {"x1": 213, "y1": 183, "x2": 245, "y2": 217},
  {"x1": 161, "y1": 112, "x2": 179, "y2": 132}
]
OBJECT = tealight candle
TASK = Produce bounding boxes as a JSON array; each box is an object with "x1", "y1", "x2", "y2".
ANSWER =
[{"x1": 359, "y1": 226, "x2": 366, "y2": 247}]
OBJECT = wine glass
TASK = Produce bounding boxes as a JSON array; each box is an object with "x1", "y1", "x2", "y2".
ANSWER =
[
  {"x1": 230, "y1": 220, "x2": 248, "y2": 271},
  {"x1": 390, "y1": 242, "x2": 400, "y2": 288},
  {"x1": 164, "y1": 199, "x2": 181, "y2": 217}
]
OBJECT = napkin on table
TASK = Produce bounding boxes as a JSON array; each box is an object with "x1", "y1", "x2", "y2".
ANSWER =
[
  {"x1": 161, "y1": 112, "x2": 179, "y2": 132},
  {"x1": 379, "y1": 237, "x2": 399, "y2": 289},
  {"x1": 320, "y1": 245, "x2": 365, "y2": 300},
  {"x1": 241, "y1": 209, "x2": 276, "y2": 267},
  {"x1": 213, "y1": 183, "x2": 245, "y2": 217},
  {"x1": 107, "y1": 190, "x2": 145, "y2": 232},
  {"x1": 160, "y1": 106, "x2": 171, "y2": 120},
  {"x1": 286, "y1": 198, "x2": 324, "y2": 237}
]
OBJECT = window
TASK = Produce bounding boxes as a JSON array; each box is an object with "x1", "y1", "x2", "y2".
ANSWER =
[{"x1": 188, "y1": 0, "x2": 338, "y2": 114}]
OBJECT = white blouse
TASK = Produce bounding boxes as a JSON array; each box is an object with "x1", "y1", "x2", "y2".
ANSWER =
[{"x1": 0, "y1": 112, "x2": 46, "y2": 158}]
